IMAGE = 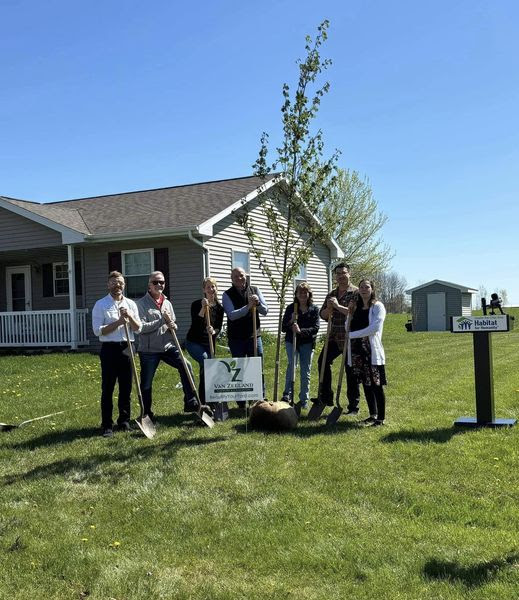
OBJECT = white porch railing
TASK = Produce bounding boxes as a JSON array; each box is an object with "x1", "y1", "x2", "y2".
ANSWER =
[{"x1": 0, "y1": 309, "x2": 89, "y2": 347}]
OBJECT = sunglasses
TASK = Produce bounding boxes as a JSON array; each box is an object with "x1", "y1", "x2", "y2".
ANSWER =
[{"x1": 151, "y1": 281, "x2": 165, "y2": 286}]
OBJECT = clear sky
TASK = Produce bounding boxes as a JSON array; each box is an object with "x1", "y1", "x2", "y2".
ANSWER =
[{"x1": 2, "y1": 0, "x2": 518, "y2": 304}]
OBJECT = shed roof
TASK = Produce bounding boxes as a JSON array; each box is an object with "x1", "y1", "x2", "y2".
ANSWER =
[{"x1": 406, "y1": 279, "x2": 478, "y2": 294}]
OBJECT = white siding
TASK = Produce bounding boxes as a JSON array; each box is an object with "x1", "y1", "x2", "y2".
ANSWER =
[{"x1": 205, "y1": 196, "x2": 332, "y2": 333}]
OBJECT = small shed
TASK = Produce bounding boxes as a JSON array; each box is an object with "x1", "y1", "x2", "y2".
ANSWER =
[{"x1": 405, "y1": 279, "x2": 478, "y2": 332}]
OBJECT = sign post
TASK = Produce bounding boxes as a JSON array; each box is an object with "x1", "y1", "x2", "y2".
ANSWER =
[{"x1": 450, "y1": 315, "x2": 516, "y2": 427}]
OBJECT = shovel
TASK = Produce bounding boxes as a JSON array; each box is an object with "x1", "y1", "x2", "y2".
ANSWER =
[
  {"x1": 166, "y1": 321, "x2": 215, "y2": 428},
  {"x1": 307, "y1": 318, "x2": 332, "y2": 421},
  {"x1": 290, "y1": 303, "x2": 303, "y2": 416},
  {"x1": 123, "y1": 320, "x2": 157, "y2": 439},
  {"x1": 326, "y1": 313, "x2": 352, "y2": 426},
  {"x1": 1, "y1": 409, "x2": 67, "y2": 432},
  {"x1": 206, "y1": 305, "x2": 228, "y2": 422}
]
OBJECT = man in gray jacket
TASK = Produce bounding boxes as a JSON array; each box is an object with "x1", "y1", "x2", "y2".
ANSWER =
[{"x1": 136, "y1": 271, "x2": 198, "y2": 422}]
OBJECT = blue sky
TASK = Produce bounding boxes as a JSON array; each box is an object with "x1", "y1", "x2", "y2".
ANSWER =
[{"x1": 2, "y1": 0, "x2": 518, "y2": 304}]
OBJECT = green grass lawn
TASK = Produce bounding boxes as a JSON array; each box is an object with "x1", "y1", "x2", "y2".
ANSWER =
[{"x1": 1, "y1": 312, "x2": 518, "y2": 599}]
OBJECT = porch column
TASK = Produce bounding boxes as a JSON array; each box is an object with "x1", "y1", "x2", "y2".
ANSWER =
[{"x1": 67, "y1": 244, "x2": 78, "y2": 350}]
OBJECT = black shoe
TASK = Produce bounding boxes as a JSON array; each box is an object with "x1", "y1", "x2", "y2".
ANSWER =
[
  {"x1": 281, "y1": 395, "x2": 291, "y2": 403},
  {"x1": 102, "y1": 428, "x2": 113, "y2": 438},
  {"x1": 345, "y1": 409, "x2": 359, "y2": 416},
  {"x1": 362, "y1": 416, "x2": 377, "y2": 426},
  {"x1": 184, "y1": 397, "x2": 200, "y2": 413},
  {"x1": 372, "y1": 419, "x2": 384, "y2": 427},
  {"x1": 116, "y1": 421, "x2": 133, "y2": 432}
]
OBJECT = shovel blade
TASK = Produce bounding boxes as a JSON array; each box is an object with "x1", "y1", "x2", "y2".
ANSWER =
[
  {"x1": 326, "y1": 406, "x2": 343, "y2": 426},
  {"x1": 0, "y1": 423, "x2": 18, "y2": 432},
  {"x1": 293, "y1": 402, "x2": 302, "y2": 418},
  {"x1": 135, "y1": 415, "x2": 156, "y2": 439},
  {"x1": 307, "y1": 401, "x2": 326, "y2": 421},
  {"x1": 197, "y1": 410, "x2": 215, "y2": 428}
]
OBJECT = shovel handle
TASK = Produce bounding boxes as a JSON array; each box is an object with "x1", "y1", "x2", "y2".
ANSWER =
[
  {"x1": 252, "y1": 304, "x2": 257, "y2": 357},
  {"x1": 334, "y1": 313, "x2": 352, "y2": 407},
  {"x1": 123, "y1": 320, "x2": 146, "y2": 417},
  {"x1": 166, "y1": 321, "x2": 199, "y2": 399},
  {"x1": 205, "y1": 304, "x2": 215, "y2": 358},
  {"x1": 291, "y1": 302, "x2": 298, "y2": 389},
  {"x1": 318, "y1": 318, "x2": 333, "y2": 384}
]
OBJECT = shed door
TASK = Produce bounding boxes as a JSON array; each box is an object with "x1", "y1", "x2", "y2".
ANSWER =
[{"x1": 427, "y1": 292, "x2": 446, "y2": 331}]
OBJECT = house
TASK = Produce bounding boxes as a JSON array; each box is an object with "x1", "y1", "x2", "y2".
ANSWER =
[
  {"x1": 0, "y1": 174, "x2": 343, "y2": 349},
  {"x1": 405, "y1": 279, "x2": 478, "y2": 332}
]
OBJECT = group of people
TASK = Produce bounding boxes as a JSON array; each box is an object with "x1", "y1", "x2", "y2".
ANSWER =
[{"x1": 91, "y1": 263, "x2": 387, "y2": 437}]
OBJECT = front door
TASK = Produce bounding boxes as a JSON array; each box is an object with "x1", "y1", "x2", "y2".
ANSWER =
[
  {"x1": 427, "y1": 292, "x2": 446, "y2": 331},
  {"x1": 6, "y1": 266, "x2": 32, "y2": 311}
]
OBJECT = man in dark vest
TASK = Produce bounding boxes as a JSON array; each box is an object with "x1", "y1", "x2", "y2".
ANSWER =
[{"x1": 222, "y1": 267, "x2": 268, "y2": 398}]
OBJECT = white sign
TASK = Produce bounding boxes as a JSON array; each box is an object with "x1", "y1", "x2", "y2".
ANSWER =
[
  {"x1": 450, "y1": 315, "x2": 511, "y2": 333},
  {"x1": 204, "y1": 357, "x2": 263, "y2": 403}
]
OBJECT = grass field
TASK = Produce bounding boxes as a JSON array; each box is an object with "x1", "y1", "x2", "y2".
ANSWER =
[{"x1": 1, "y1": 312, "x2": 518, "y2": 599}]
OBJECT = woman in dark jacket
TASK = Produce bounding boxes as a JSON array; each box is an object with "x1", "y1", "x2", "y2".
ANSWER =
[
  {"x1": 281, "y1": 282, "x2": 320, "y2": 409},
  {"x1": 186, "y1": 277, "x2": 224, "y2": 403}
]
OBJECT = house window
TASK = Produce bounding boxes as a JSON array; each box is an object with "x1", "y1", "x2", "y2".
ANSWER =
[
  {"x1": 232, "y1": 250, "x2": 250, "y2": 273},
  {"x1": 122, "y1": 249, "x2": 154, "y2": 299},
  {"x1": 53, "y1": 263, "x2": 69, "y2": 296},
  {"x1": 294, "y1": 263, "x2": 307, "y2": 289}
]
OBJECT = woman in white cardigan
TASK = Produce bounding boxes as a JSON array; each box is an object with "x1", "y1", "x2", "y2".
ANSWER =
[{"x1": 347, "y1": 279, "x2": 387, "y2": 426}]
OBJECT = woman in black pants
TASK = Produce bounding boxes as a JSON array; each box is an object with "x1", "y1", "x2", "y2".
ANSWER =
[{"x1": 348, "y1": 279, "x2": 387, "y2": 426}]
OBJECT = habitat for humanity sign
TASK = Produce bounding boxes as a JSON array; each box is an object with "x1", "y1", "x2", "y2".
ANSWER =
[
  {"x1": 450, "y1": 315, "x2": 511, "y2": 333},
  {"x1": 204, "y1": 357, "x2": 263, "y2": 403}
]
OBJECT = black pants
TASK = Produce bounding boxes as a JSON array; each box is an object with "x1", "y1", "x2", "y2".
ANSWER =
[
  {"x1": 363, "y1": 383, "x2": 386, "y2": 421},
  {"x1": 317, "y1": 339, "x2": 360, "y2": 409},
  {"x1": 100, "y1": 342, "x2": 132, "y2": 428}
]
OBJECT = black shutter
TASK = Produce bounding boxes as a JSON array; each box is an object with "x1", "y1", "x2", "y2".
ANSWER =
[
  {"x1": 108, "y1": 251, "x2": 122, "y2": 274},
  {"x1": 42, "y1": 263, "x2": 54, "y2": 297},
  {"x1": 74, "y1": 261, "x2": 83, "y2": 296},
  {"x1": 154, "y1": 248, "x2": 170, "y2": 298}
]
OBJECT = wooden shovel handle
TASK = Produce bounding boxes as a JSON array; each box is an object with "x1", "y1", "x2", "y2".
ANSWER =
[
  {"x1": 205, "y1": 304, "x2": 215, "y2": 358},
  {"x1": 252, "y1": 304, "x2": 257, "y2": 357}
]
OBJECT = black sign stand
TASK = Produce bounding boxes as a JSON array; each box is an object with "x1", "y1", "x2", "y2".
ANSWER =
[{"x1": 455, "y1": 329, "x2": 516, "y2": 428}]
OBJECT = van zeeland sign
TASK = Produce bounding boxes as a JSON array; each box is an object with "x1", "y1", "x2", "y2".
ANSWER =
[{"x1": 204, "y1": 357, "x2": 263, "y2": 403}]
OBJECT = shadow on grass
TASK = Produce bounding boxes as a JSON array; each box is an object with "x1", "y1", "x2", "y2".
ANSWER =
[
  {"x1": 423, "y1": 553, "x2": 519, "y2": 587},
  {"x1": 380, "y1": 427, "x2": 471, "y2": 444},
  {"x1": 2, "y1": 432, "x2": 228, "y2": 486},
  {"x1": 4, "y1": 412, "x2": 209, "y2": 450},
  {"x1": 233, "y1": 417, "x2": 361, "y2": 437}
]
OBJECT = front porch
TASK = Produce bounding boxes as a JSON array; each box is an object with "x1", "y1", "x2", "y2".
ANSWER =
[{"x1": 0, "y1": 309, "x2": 89, "y2": 348}]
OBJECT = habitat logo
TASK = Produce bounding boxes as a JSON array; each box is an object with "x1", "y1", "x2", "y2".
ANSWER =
[{"x1": 456, "y1": 317, "x2": 472, "y2": 331}]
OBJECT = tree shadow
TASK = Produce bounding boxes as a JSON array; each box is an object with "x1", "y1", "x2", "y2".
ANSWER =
[
  {"x1": 380, "y1": 427, "x2": 471, "y2": 444},
  {"x1": 2, "y1": 434, "x2": 228, "y2": 486},
  {"x1": 423, "y1": 553, "x2": 519, "y2": 587}
]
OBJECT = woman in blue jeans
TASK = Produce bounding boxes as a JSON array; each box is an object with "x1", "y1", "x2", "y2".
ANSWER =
[
  {"x1": 281, "y1": 282, "x2": 320, "y2": 409},
  {"x1": 185, "y1": 277, "x2": 224, "y2": 403}
]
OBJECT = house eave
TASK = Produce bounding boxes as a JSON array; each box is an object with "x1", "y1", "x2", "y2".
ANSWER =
[
  {"x1": 84, "y1": 227, "x2": 202, "y2": 243},
  {"x1": 0, "y1": 196, "x2": 87, "y2": 244}
]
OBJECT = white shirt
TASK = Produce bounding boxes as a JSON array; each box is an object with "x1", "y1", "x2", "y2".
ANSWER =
[
  {"x1": 92, "y1": 294, "x2": 142, "y2": 342},
  {"x1": 347, "y1": 301, "x2": 386, "y2": 366}
]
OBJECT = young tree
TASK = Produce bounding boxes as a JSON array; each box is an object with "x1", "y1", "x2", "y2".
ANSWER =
[
  {"x1": 237, "y1": 20, "x2": 339, "y2": 402},
  {"x1": 319, "y1": 168, "x2": 392, "y2": 275}
]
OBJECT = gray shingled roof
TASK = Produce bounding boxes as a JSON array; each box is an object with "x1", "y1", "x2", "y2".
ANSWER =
[{"x1": 2, "y1": 175, "x2": 277, "y2": 236}]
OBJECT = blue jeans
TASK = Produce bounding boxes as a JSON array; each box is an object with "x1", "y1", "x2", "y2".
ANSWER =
[
  {"x1": 283, "y1": 341, "x2": 314, "y2": 406},
  {"x1": 138, "y1": 347, "x2": 195, "y2": 417},
  {"x1": 185, "y1": 339, "x2": 210, "y2": 403}
]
